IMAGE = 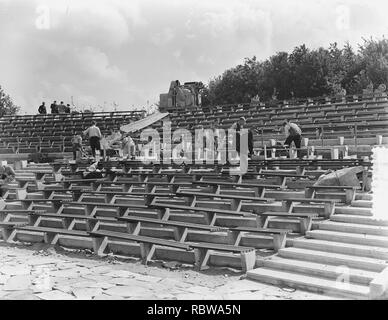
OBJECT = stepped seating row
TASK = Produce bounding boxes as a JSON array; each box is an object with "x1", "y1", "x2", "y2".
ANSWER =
[
  {"x1": 54, "y1": 158, "x2": 371, "y2": 173},
  {"x1": 0, "y1": 111, "x2": 145, "y2": 154},
  {"x1": 0, "y1": 160, "x2": 365, "y2": 270},
  {"x1": 169, "y1": 98, "x2": 388, "y2": 142},
  {"x1": 9, "y1": 158, "x2": 369, "y2": 198},
  {"x1": 1, "y1": 93, "x2": 388, "y2": 156}
]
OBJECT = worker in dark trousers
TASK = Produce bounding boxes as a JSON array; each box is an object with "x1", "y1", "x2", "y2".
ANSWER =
[
  {"x1": 38, "y1": 102, "x2": 47, "y2": 114},
  {"x1": 283, "y1": 120, "x2": 302, "y2": 158},
  {"x1": 232, "y1": 117, "x2": 254, "y2": 158},
  {"x1": 83, "y1": 121, "x2": 102, "y2": 158}
]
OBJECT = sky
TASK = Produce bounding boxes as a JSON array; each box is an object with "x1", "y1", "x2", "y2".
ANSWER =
[{"x1": 0, "y1": 0, "x2": 387, "y2": 114}]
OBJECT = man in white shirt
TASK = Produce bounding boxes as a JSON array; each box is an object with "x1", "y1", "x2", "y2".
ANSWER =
[
  {"x1": 283, "y1": 120, "x2": 302, "y2": 158},
  {"x1": 83, "y1": 121, "x2": 102, "y2": 158}
]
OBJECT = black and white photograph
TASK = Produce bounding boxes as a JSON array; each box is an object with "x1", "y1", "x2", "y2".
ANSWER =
[{"x1": 0, "y1": 0, "x2": 387, "y2": 305}]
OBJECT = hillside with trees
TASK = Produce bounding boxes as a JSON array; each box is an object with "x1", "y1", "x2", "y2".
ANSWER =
[{"x1": 202, "y1": 38, "x2": 388, "y2": 105}]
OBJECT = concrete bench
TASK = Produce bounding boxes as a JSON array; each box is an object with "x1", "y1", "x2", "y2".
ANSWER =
[
  {"x1": 176, "y1": 190, "x2": 274, "y2": 211},
  {"x1": 117, "y1": 216, "x2": 227, "y2": 242},
  {"x1": 255, "y1": 211, "x2": 319, "y2": 235},
  {"x1": 4, "y1": 198, "x2": 69, "y2": 211},
  {"x1": 0, "y1": 222, "x2": 29, "y2": 241},
  {"x1": 305, "y1": 185, "x2": 361, "y2": 204},
  {"x1": 65, "y1": 201, "x2": 149, "y2": 217},
  {"x1": 99, "y1": 180, "x2": 193, "y2": 193},
  {"x1": 26, "y1": 211, "x2": 116, "y2": 231},
  {"x1": 114, "y1": 171, "x2": 223, "y2": 180},
  {"x1": 186, "y1": 241, "x2": 256, "y2": 271},
  {"x1": 193, "y1": 180, "x2": 284, "y2": 197},
  {"x1": 33, "y1": 188, "x2": 175, "y2": 204},
  {"x1": 14, "y1": 225, "x2": 90, "y2": 245},
  {"x1": 281, "y1": 197, "x2": 339, "y2": 218},
  {"x1": 42, "y1": 178, "x2": 106, "y2": 190},
  {"x1": 228, "y1": 226, "x2": 291, "y2": 251},
  {"x1": 76, "y1": 190, "x2": 175, "y2": 205},
  {"x1": 89, "y1": 229, "x2": 193, "y2": 264},
  {"x1": 149, "y1": 200, "x2": 255, "y2": 225},
  {"x1": 0, "y1": 209, "x2": 47, "y2": 220}
]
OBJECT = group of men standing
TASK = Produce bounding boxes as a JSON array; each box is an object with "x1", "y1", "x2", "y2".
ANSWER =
[
  {"x1": 38, "y1": 101, "x2": 72, "y2": 114},
  {"x1": 72, "y1": 121, "x2": 136, "y2": 160}
]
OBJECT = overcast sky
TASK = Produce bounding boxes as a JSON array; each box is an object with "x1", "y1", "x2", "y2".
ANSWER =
[{"x1": 0, "y1": 0, "x2": 387, "y2": 114}]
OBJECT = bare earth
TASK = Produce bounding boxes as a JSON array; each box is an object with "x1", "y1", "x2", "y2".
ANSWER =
[{"x1": 0, "y1": 242, "x2": 337, "y2": 300}]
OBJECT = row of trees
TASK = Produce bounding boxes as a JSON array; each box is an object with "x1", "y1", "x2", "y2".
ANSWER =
[{"x1": 201, "y1": 38, "x2": 388, "y2": 105}]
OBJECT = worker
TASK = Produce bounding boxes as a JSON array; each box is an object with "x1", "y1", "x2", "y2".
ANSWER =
[
  {"x1": 122, "y1": 133, "x2": 136, "y2": 159},
  {"x1": 232, "y1": 117, "x2": 254, "y2": 158},
  {"x1": 0, "y1": 164, "x2": 16, "y2": 199},
  {"x1": 50, "y1": 101, "x2": 58, "y2": 114},
  {"x1": 283, "y1": 120, "x2": 302, "y2": 158},
  {"x1": 38, "y1": 102, "x2": 47, "y2": 114},
  {"x1": 58, "y1": 101, "x2": 66, "y2": 113},
  {"x1": 83, "y1": 121, "x2": 102, "y2": 158},
  {"x1": 71, "y1": 132, "x2": 84, "y2": 160}
]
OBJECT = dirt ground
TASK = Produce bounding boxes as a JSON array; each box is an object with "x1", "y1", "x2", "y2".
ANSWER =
[{"x1": 0, "y1": 241, "x2": 337, "y2": 300}]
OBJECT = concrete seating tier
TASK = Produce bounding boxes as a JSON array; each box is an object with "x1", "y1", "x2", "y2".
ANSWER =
[
  {"x1": 2, "y1": 92, "x2": 387, "y2": 159},
  {"x1": 0, "y1": 111, "x2": 145, "y2": 155},
  {"x1": 0, "y1": 159, "x2": 371, "y2": 274}
]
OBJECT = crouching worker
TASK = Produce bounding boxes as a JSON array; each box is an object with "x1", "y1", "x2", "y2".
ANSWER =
[
  {"x1": 0, "y1": 164, "x2": 16, "y2": 199},
  {"x1": 283, "y1": 120, "x2": 302, "y2": 158}
]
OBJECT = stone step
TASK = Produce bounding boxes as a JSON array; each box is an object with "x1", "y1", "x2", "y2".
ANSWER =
[
  {"x1": 260, "y1": 256, "x2": 377, "y2": 285},
  {"x1": 246, "y1": 267, "x2": 369, "y2": 299},
  {"x1": 316, "y1": 221, "x2": 388, "y2": 236},
  {"x1": 331, "y1": 214, "x2": 388, "y2": 226},
  {"x1": 306, "y1": 230, "x2": 388, "y2": 248},
  {"x1": 25, "y1": 193, "x2": 47, "y2": 200},
  {"x1": 355, "y1": 194, "x2": 373, "y2": 201},
  {"x1": 335, "y1": 207, "x2": 373, "y2": 216},
  {"x1": 267, "y1": 218, "x2": 301, "y2": 233},
  {"x1": 15, "y1": 171, "x2": 35, "y2": 175},
  {"x1": 351, "y1": 200, "x2": 373, "y2": 208},
  {"x1": 314, "y1": 193, "x2": 346, "y2": 202},
  {"x1": 293, "y1": 238, "x2": 388, "y2": 260},
  {"x1": 278, "y1": 247, "x2": 387, "y2": 272}
]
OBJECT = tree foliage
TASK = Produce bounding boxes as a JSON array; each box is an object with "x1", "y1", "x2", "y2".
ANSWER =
[
  {"x1": 0, "y1": 85, "x2": 20, "y2": 117},
  {"x1": 202, "y1": 38, "x2": 388, "y2": 105}
]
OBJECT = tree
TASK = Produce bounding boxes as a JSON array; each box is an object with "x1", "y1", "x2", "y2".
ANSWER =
[
  {"x1": 288, "y1": 44, "x2": 329, "y2": 98},
  {"x1": 0, "y1": 85, "x2": 20, "y2": 117},
  {"x1": 204, "y1": 37, "x2": 388, "y2": 105},
  {"x1": 261, "y1": 52, "x2": 292, "y2": 100},
  {"x1": 358, "y1": 37, "x2": 388, "y2": 88}
]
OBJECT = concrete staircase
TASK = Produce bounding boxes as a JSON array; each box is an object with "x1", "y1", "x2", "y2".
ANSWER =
[{"x1": 247, "y1": 199, "x2": 388, "y2": 299}]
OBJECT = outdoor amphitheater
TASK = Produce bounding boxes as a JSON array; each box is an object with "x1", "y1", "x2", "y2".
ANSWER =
[{"x1": 0, "y1": 92, "x2": 388, "y2": 301}]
